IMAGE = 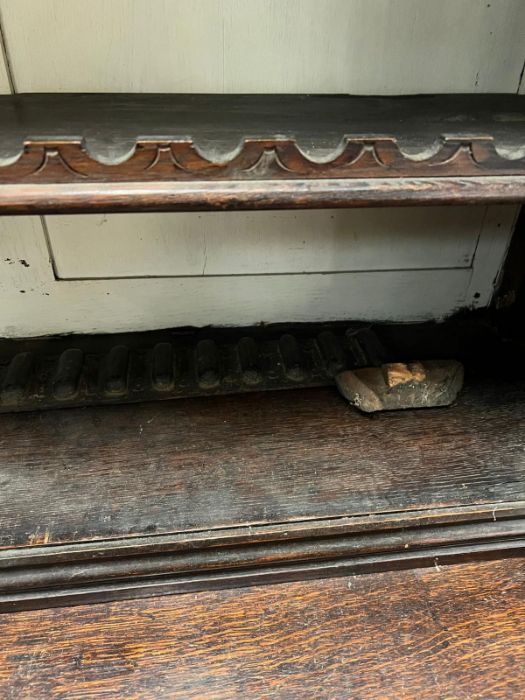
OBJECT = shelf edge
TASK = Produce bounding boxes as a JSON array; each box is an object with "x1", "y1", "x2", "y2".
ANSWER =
[{"x1": 1, "y1": 176, "x2": 524, "y2": 214}]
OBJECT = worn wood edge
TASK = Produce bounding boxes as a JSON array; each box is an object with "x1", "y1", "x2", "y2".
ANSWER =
[
  {"x1": 1, "y1": 538, "x2": 523, "y2": 613},
  {"x1": 2, "y1": 501, "x2": 524, "y2": 563},
  {"x1": 1, "y1": 506, "x2": 524, "y2": 613},
  {"x1": 3, "y1": 519, "x2": 524, "y2": 591},
  {"x1": 1, "y1": 176, "x2": 524, "y2": 214}
]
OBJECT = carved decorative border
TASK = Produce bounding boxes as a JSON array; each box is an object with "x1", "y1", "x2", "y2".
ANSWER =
[{"x1": 0, "y1": 136, "x2": 524, "y2": 184}]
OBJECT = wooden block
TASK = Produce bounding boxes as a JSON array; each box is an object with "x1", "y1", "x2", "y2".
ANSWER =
[{"x1": 336, "y1": 359, "x2": 464, "y2": 412}]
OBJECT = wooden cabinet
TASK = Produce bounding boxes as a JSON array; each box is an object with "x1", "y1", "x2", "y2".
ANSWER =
[{"x1": 0, "y1": 4, "x2": 524, "y2": 697}]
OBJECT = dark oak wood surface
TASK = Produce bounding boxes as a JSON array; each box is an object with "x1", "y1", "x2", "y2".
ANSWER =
[
  {"x1": 2, "y1": 94, "x2": 524, "y2": 162},
  {"x1": 1, "y1": 558, "x2": 524, "y2": 699},
  {"x1": 5, "y1": 176, "x2": 525, "y2": 215},
  {"x1": 0, "y1": 93, "x2": 523, "y2": 211},
  {"x1": 1, "y1": 380, "x2": 524, "y2": 548},
  {"x1": 1, "y1": 378, "x2": 524, "y2": 610}
]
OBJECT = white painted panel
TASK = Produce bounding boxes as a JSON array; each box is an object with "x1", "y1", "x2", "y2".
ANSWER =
[
  {"x1": 0, "y1": 267, "x2": 477, "y2": 338},
  {"x1": 2, "y1": 0, "x2": 524, "y2": 93},
  {"x1": 0, "y1": 45, "x2": 10, "y2": 94},
  {"x1": 47, "y1": 207, "x2": 483, "y2": 279},
  {"x1": 0, "y1": 206, "x2": 516, "y2": 338},
  {"x1": 222, "y1": 0, "x2": 525, "y2": 94}
]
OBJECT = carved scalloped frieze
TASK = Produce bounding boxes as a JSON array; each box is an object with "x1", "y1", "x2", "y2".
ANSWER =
[{"x1": 0, "y1": 136, "x2": 523, "y2": 184}]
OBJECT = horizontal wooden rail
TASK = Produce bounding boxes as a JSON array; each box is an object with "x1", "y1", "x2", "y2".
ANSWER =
[
  {"x1": 1, "y1": 176, "x2": 525, "y2": 214},
  {"x1": 0, "y1": 93, "x2": 523, "y2": 212}
]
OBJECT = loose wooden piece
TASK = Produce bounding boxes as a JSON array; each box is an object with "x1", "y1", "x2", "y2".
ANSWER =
[
  {"x1": 1, "y1": 558, "x2": 524, "y2": 699},
  {"x1": 336, "y1": 359, "x2": 464, "y2": 412}
]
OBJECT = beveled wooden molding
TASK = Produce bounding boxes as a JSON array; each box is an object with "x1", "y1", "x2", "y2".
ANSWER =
[
  {"x1": 0, "y1": 93, "x2": 523, "y2": 212},
  {"x1": 1, "y1": 136, "x2": 524, "y2": 184},
  {"x1": 2, "y1": 176, "x2": 525, "y2": 215},
  {"x1": 1, "y1": 503, "x2": 524, "y2": 612}
]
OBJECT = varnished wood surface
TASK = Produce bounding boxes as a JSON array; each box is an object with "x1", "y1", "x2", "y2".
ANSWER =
[
  {"x1": 1, "y1": 377, "x2": 524, "y2": 610},
  {"x1": 4, "y1": 176, "x2": 525, "y2": 215},
  {"x1": 1, "y1": 380, "x2": 524, "y2": 549},
  {"x1": 1, "y1": 93, "x2": 524, "y2": 165},
  {"x1": 1, "y1": 558, "x2": 524, "y2": 699},
  {"x1": 0, "y1": 94, "x2": 524, "y2": 211}
]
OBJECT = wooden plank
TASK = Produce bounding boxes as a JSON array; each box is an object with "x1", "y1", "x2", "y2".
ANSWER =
[
  {"x1": 0, "y1": 204, "x2": 517, "y2": 336},
  {"x1": 0, "y1": 95, "x2": 522, "y2": 214},
  {"x1": 0, "y1": 94, "x2": 523, "y2": 185},
  {"x1": 1, "y1": 509, "x2": 524, "y2": 612},
  {"x1": 1, "y1": 558, "x2": 524, "y2": 699},
  {"x1": 0, "y1": 262, "x2": 479, "y2": 338},
  {"x1": 2, "y1": 177, "x2": 524, "y2": 215},
  {"x1": 0, "y1": 94, "x2": 521, "y2": 213},
  {"x1": 0, "y1": 93, "x2": 525, "y2": 164},
  {"x1": 1, "y1": 345, "x2": 524, "y2": 610},
  {"x1": 1, "y1": 380, "x2": 524, "y2": 547}
]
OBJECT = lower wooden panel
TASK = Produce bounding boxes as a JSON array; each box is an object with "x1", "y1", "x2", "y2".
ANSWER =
[
  {"x1": 1, "y1": 372, "x2": 524, "y2": 611},
  {"x1": 1, "y1": 558, "x2": 523, "y2": 699},
  {"x1": 2, "y1": 379, "x2": 524, "y2": 547}
]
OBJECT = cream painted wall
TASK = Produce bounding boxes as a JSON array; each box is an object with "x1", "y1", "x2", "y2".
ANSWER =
[
  {"x1": 0, "y1": 42, "x2": 10, "y2": 94},
  {"x1": 2, "y1": 0, "x2": 524, "y2": 94},
  {"x1": 0, "y1": 0, "x2": 523, "y2": 337}
]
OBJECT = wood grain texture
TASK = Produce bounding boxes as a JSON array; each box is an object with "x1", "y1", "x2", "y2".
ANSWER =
[
  {"x1": 1, "y1": 380, "x2": 524, "y2": 549},
  {"x1": 0, "y1": 94, "x2": 523, "y2": 181},
  {"x1": 3, "y1": 176, "x2": 525, "y2": 216},
  {"x1": 2, "y1": 514, "x2": 524, "y2": 612},
  {"x1": 1, "y1": 558, "x2": 524, "y2": 699},
  {"x1": 1, "y1": 371, "x2": 524, "y2": 611},
  {"x1": 0, "y1": 95, "x2": 523, "y2": 214}
]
